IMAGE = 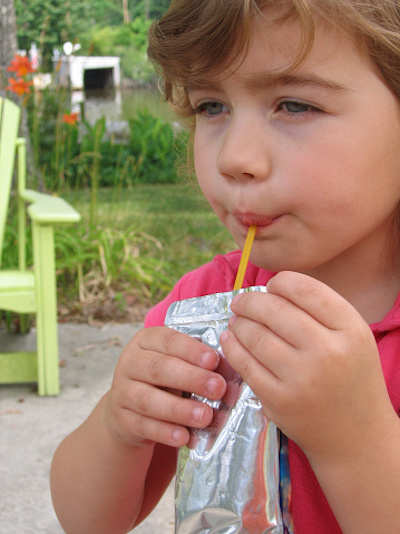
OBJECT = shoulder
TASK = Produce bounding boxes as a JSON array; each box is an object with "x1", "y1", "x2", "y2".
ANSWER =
[
  {"x1": 145, "y1": 251, "x2": 273, "y2": 327},
  {"x1": 145, "y1": 252, "x2": 240, "y2": 327},
  {"x1": 177, "y1": 250, "x2": 243, "y2": 296}
]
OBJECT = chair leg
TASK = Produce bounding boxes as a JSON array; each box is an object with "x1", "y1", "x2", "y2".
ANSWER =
[
  {"x1": 19, "y1": 313, "x2": 31, "y2": 334},
  {"x1": 32, "y1": 222, "x2": 60, "y2": 396}
]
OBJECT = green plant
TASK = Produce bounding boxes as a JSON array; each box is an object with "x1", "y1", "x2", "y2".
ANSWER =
[
  {"x1": 15, "y1": 0, "x2": 90, "y2": 70},
  {"x1": 27, "y1": 93, "x2": 184, "y2": 198},
  {"x1": 79, "y1": 117, "x2": 106, "y2": 224},
  {"x1": 3, "y1": 184, "x2": 235, "y2": 322},
  {"x1": 128, "y1": 109, "x2": 179, "y2": 183}
]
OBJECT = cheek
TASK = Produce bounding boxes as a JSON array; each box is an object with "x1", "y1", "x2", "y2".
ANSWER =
[
  {"x1": 193, "y1": 132, "x2": 224, "y2": 202},
  {"x1": 193, "y1": 133, "x2": 210, "y2": 187}
]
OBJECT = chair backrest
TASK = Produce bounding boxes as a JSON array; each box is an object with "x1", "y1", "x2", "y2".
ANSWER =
[{"x1": 0, "y1": 97, "x2": 21, "y2": 267}]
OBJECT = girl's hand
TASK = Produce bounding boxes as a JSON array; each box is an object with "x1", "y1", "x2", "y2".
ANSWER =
[
  {"x1": 220, "y1": 271, "x2": 395, "y2": 462},
  {"x1": 105, "y1": 326, "x2": 226, "y2": 449}
]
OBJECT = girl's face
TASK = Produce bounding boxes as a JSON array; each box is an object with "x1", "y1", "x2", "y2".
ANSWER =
[{"x1": 189, "y1": 16, "x2": 400, "y2": 282}]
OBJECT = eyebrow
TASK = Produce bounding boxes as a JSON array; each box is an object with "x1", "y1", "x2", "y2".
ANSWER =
[
  {"x1": 244, "y1": 72, "x2": 348, "y2": 92},
  {"x1": 186, "y1": 72, "x2": 348, "y2": 94}
]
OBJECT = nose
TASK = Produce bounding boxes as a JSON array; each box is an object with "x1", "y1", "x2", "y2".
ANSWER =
[{"x1": 217, "y1": 114, "x2": 272, "y2": 182}]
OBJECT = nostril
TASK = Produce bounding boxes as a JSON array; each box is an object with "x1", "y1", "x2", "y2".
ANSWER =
[{"x1": 221, "y1": 171, "x2": 255, "y2": 182}]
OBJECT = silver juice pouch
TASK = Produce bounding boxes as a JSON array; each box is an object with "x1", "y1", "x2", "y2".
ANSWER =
[{"x1": 165, "y1": 287, "x2": 293, "y2": 534}]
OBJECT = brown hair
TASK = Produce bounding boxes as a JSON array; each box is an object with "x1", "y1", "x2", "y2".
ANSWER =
[
  {"x1": 148, "y1": 0, "x2": 400, "y2": 119},
  {"x1": 148, "y1": 0, "x2": 400, "y2": 258}
]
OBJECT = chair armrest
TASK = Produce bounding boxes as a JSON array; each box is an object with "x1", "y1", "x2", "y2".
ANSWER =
[{"x1": 20, "y1": 189, "x2": 81, "y2": 224}]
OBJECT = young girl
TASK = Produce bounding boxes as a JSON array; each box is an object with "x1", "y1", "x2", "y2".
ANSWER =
[{"x1": 50, "y1": 1, "x2": 400, "y2": 532}]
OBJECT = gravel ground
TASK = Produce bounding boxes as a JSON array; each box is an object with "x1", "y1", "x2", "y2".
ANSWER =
[{"x1": 0, "y1": 323, "x2": 175, "y2": 534}]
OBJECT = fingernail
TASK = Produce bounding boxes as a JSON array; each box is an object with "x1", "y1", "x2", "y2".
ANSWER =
[
  {"x1": 228, "y1": 314, "x2": 237, "y2": 328},
  {"x1": 220, "y1": 331, "x2": 229, "y2": 343},
  {"x1": 206, "y1": 377, "x2": 220, "y2": 395},
  {"x1": 192, "y1": 405, "x2": 205, "y2": 422},
  {"x1": 172, "y1": 429, "x2": 184, "y2": 443},
  {"x1": 231, "y1": 293, "x2": 243, "y2": 308},
  {"x1": 201, "y1": 351, "x2": 217, "y2": 367}
]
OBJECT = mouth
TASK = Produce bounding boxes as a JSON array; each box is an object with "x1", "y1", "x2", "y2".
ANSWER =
[{"x1": 234, "y1": 212, "x2": 281, "y2": 231}]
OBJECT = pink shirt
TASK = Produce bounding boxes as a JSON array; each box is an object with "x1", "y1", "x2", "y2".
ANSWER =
[{"x1": 145, "y1": 250, "x2": 400, "y2": 533}]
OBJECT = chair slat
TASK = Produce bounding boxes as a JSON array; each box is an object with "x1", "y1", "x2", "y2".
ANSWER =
[
  {"x1": 0, "y1": 270, "x2": 35, "y2": 291},
  {"x1": 0, "y1": 352, "x2": 38, "y2": 384},
  {"x1": 0, "y1": 96, "x2": 81, "y2": 396},
  {"x1": 0, "y1": 98, "x2": 21, "y2": 266}
]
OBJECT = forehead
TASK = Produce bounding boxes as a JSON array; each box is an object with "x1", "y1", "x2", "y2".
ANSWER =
[{"x1": 189, "y1": 14, "x2": 367, "y2": 90}]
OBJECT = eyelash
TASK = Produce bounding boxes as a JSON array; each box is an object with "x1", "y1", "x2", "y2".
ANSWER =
[
  {"x1": 277, "y1": 100, "x2": 322, "y2": 116},
  {"x1": 192, "y1": 101, "x2": 227, "y2": 118},
  {"x1": 192, "y1": 99, "x2": 322, "y2": 119}
]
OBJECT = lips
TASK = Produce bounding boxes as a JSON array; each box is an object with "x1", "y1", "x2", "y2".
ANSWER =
[{"x1": 235, "y1": 212, "x2": 278, "y2": 228}]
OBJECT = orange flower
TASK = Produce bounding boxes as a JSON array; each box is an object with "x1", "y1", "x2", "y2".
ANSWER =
[
  {"x1": 6, "y1": 77, "x2": 33, "y2": 96},
  {"x1": 62, "y1": 112, "x2": 79, "y2": 126},
  {"x1": 7, "y1": 54, "x2": 35, "y2": 77}
]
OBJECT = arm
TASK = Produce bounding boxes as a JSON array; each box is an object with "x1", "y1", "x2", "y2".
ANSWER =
[
  {"x1": 50, "y1": 327, "x2": 226, "y2": 534},
  {"x1": 50, "y1": 395, "x2": 174, "y2": 534},
  {"x1": 221, "y1": 271, "x2": 400, "y2": 534}
]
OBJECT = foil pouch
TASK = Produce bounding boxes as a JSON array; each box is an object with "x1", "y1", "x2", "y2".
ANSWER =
[{"x1": 165, "y1": 287, "x2": 293, "y2": 534}]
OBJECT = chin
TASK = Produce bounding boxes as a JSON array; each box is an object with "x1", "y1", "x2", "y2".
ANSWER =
[{"x1": 251, "y1": 253, "x2": 308, "y2": 274}]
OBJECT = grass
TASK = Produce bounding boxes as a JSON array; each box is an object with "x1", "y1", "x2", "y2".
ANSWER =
[{"x1": 53, "y1": 182, "x2": 236, "y2": 322}]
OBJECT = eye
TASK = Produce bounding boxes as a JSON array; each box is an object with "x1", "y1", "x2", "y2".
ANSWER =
[
  {"x1": 278, "y1": 100, "x2": 321, "y2": 115},
  {"x1": 193, "y1": 101, "x2": 228, "y2": 118}
]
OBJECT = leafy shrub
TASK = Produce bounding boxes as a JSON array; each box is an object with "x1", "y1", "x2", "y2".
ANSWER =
[
  {"x1": 27, "y1": 92, "x2": 186, "y2": 190},
  {"x1": 128, "y1": 109, "x2": 178, "y2": 183}
]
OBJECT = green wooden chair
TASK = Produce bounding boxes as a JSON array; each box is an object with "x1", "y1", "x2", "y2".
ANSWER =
[{"x1": 0, "y1": 96, "x2": 81, "y2": 396}]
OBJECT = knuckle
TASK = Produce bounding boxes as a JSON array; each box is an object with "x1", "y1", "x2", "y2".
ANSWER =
[
  {"x1": 134, "y1": 387, "x2": 152, "y2": 415},
  {"x1": 271, "y1": 271, "x2": 317, "y2": 299},
  {"x1": 162, "y1": 328, "x2": 181, "y2": 354},
  {"x1": 146, "y1": 355, "x2": 165, "y2": 383},
  {"x1": 272, "y1": 294, "x2": 290, "y2": 315},
  {"x1": 130, "y1": 327, "x2": 147, "y2": 349},
  {"x1": 234, "y1": 356, "x2": 252, "y2": 380},
  {"x1": 250, "y1": 327, "x2": 265, "y2": 352},
  {"x1": 132, "y1": 414, "x2": 148, "y2": 439},
  {"x1": 153, "y1": 425, "x2": 167, "y2": 445},
  {"x1": 268, "y1": 270, "x2": 292, "y2": 291},
  {"x1": 170, "y1": 396, "x2": 184, "y2": 421}
]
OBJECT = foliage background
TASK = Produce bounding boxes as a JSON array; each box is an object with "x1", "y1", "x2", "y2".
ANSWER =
[
  {"x1": 15, "y1": 0, "x2": 170, "y2": 75},
  {"x1": 1, "y1": 0, "x2": 238, "y2": 326}
]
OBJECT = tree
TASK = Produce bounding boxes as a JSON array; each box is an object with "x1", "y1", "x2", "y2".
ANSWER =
[
  {"x1": 131, "y1": 0, "x2": 170, "y2": 20},
  {"x1": 0, "y1": 0, "x2": 18, "y2": 95},
  {"x1": 15, "y1": 0, "x2": 90, "y2": 70},
  {"x1": 13, "y1": 0, "x2": 171, "y2": 66},
  {"x1": 1, "y1": 0, "x2": 43, "y2": 188},
  {"x1": 123, "y1": 0, "x2": 130, "y2": 24}
]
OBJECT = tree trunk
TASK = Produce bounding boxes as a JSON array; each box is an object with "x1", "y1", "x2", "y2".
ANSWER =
[
  {"x1": 123, "y1": 0, "x2": 130, "y2": 24},
  {"x1": 0, "y1": 0, "x2": 44, "y2": 190},
  {"x1": 0, "y1": 0, "x2": 18, "y2": 91}
]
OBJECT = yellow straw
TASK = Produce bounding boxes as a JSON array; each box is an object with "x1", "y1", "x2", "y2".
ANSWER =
[{"x1": 234, "y1": 225, "x2": 257, "y2": 290}]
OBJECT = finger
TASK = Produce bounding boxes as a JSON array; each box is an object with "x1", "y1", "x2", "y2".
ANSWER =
[
  {"x1": 266, "y1": 271, "x2": 357, "y2": 330},
  {"x1": 220, "y1": 329, "x2": 281, "y2": 415},
  {"x1": 227, "y1": 313, "x2": 299, "y2": 379},
  {"x1": 230, "y1": 290, "x2": 326, "y2": 350},
  {"x1": 122, "y1": 408, "x2": 191, "y2": 448},
  {"x1": 125, "y1": 381, "x2": 215, "y2": 430},
  {"x1": 131, "y1": 349, "x2": 226, "y2": 401},
  {"x1": 135, "y1": 327, "x2": 220, "y2": 370}
]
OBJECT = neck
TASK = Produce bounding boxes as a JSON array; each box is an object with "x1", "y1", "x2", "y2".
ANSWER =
[{"x1": 305, "y1": 247, "x2": 400, "y2": 325}]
